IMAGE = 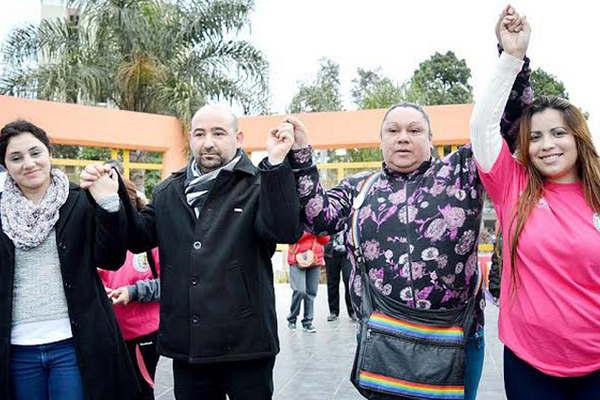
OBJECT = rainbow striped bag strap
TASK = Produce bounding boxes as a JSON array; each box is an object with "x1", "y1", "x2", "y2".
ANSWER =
[{"x1": 349, "y1": 171, "x2": 381, "y2": 317}]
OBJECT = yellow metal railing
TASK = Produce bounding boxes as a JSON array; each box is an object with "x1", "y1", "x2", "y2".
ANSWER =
[
  {"x1": 318, "y1": 161, "x2": 381, "y2": 182},
  {"x1": 52, "y1": 145, "x2": 458, "y2": 184},
  {"x1": 52, "y1": 149, "x2": 162, "y2": 179},
  {"x1": 315, "y1": 145, "x2": 462, "y2": 181},
  {"x1": 315, "y1": 146, "x2": 460, "y2": 180},
  {"x1": 52, "y1": 158, "x2": 99, "y2": 167},
  {"x1": 478, "y1": 243, "x2": 494, "y2": 252},
  {"x1": 436, "y1": 145, "x2": 459, "y2": 158}
]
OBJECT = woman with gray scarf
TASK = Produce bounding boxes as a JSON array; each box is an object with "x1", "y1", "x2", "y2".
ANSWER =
[{"x1": 0, "y1": 120, "x2": 139, "y2": 400}]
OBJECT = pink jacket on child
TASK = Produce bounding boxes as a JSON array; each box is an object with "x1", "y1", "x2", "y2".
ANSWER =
[{"x1": 98, "y1": 249, "x2": 160, "y2": 341}]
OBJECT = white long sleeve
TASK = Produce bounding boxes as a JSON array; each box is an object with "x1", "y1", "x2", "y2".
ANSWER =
[{"x1": 470, "y1": 52, "x2": 525, "y2": 172}]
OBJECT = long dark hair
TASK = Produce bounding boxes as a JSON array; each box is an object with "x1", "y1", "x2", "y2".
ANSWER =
[
  {"x1": 508, "y1": 96, "x2": 600, "y2": 289},
  {"x1": 123, "y1": 178, "x2": 147, "y2": 211}
]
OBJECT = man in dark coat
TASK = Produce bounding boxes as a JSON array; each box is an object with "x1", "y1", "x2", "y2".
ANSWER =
[{"x1": 82, "y1": 104, "x2": 302, "y2": 400}]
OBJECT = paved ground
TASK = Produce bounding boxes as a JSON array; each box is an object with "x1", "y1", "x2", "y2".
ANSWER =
[{"x1": 155, "y1": 284, "x2": 506, "y2": 400}]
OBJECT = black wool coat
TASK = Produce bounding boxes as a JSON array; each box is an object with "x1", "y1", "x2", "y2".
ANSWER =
[
  {"x1": 0, "y1": 184, "x2": 139, "y2": 400},
  {"x1": 121, "y1": 154, "x2": 302, "y2": 363}
]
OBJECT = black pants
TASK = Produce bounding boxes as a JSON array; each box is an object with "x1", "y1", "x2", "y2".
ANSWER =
[
  {"x1": 126, "y1": 331, "x2": 160, "y2": 400},
  {"x1": 504, "y1": 347, "x2": 600, "y2": 400},
  {"x1": 173, "y1": 356, "x2": 275, "y2": 400},
  {"x1": 325, "y1": 254, "x2": 353, "y2": 317}
]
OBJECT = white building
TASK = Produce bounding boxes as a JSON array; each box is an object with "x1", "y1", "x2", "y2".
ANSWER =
[
  {"x1": 41, "y1": 0, "x2": 67, "y2": 19},
  {"x1": 41, "y1": 0, "x2": 79, "y2": 24}
]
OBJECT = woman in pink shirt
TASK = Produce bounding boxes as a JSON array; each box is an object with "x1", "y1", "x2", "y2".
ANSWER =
[
  {"x1": 470, "y1": 9, "x2": 600, "y2": 399},
  {"x1": 98, "y1": 178, "x2": 160, "y2": 400}
]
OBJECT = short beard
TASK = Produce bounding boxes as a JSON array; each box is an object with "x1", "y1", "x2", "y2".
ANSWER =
[{"x1": 197, "y1": 156, "x2": 225, "y2": 173}]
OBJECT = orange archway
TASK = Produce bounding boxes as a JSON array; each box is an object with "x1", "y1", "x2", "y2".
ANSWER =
[
  {"x1": 239, "y1": 104, "x2": 473, "y2": 151},
  {"x1": 0, "y1": 95, "x2": 473, "y2": 177}
]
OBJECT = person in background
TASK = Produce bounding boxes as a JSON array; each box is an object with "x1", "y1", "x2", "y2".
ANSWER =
[
  {"x1": 98, "y1": 178, "x2": 160, "y2": 400},
  {"x1": 287, "y1": 232, "x2": 330, "y2": 333},
  {"x1": 324, "y1": 230, "x2": 355, "y2": 322}
]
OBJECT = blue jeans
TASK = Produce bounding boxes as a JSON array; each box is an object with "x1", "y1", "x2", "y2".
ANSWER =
[
  {"x1": 464, "y1": 328, "x2": 485, "y2": 400},
  {"x1": 10, "y1": 338, "x2": 85, "y2": 400},
  {"x1": 504, "y1": 346, "x2": 600, "y2": 399},
  {"x1": 287, "y1": 266, "x2": 321, "y2": 327}
]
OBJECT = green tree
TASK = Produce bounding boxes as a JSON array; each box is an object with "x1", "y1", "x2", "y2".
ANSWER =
[
  {"x1": 1, "y1": 0, "x2": 269, "y2": 195},
  {"x1": 409, "y1": 51, "x2": 473, "y2": 105},
  {"x1": 529, "y1": 69, "x2": 591, "y2": 119},
  {"x1": 351, "y1": 68, "x2": 409, "y2": 110},
  {"x1": 287, "y1": 58, "x2": 343, "y2": 169},
  {"x1": 288, "y1": 58, "x2": 342, "y2": 113},
  {"x1": 340, "y1": 67, "x2": 406, "y2": 163},
  {"x1": 1, "y1": 0, "x2": 269, "y2": 121},
  {"x1": 531, "y1": 68, "x2": 569, "y2": 99},
  {"x1": 0, "y1": 10, "x2": 104, "y2": 103}
]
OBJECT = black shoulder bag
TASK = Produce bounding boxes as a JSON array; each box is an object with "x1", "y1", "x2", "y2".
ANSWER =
[{"x1": 349, "y1": 172, "x2": 482, "y2": 400}]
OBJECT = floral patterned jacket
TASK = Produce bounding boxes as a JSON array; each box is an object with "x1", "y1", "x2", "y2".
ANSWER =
[{"x1": 289, "y1": 53, "x2": 532, "y2": 334}]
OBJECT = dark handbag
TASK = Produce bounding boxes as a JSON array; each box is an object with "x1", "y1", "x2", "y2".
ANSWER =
[{"x1": 349, "y1": 172, "x2": 482, "y2": 400}]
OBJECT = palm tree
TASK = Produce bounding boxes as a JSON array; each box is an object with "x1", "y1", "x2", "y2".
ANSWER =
[
  {"x1": 1, "y1": 0, "x2": 269, "y2": 193},
  {"x1": 1, "y1": 0, "x2": 269, "y2": 122},
  {"x1": 1, "y1": 8, "x2": 107, "y2": 104}
]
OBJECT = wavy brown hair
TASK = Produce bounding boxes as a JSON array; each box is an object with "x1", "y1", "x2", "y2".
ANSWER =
[
  {"x1": 509, "y1": 96, "x2": 600, "y2": 290},
  {"x1": 123, "y1": 178, "x2": 147, "y2": 211}
]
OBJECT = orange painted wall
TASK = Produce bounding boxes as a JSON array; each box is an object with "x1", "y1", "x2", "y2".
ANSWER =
[
  {"x1": 239, "y1": 104, "x2": 473, "y2": 151},
  {"x1": 0, "y1": 95, "x2": 187, "y2": 177},
  {"x1": 0, "y1": 96, "x2": 472, "y2": 176}
]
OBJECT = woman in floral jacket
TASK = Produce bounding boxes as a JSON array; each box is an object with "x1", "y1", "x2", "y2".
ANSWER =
[{"x1": 283, "y1": 24, "x2": 532, "y2": 400}]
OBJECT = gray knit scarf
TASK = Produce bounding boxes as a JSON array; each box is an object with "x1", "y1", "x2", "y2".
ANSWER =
[
  {"x1": 184, "y1": 151, "x2": 242, "y2": 217},
  {"x1": 1, "y1": 169, "x2": 70, "y2": 250}
]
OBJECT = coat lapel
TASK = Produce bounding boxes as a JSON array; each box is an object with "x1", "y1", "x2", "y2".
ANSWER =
[
  {"x1": 0, "y1": 224, "x2": 15, "y2": 273},
  {"x1": 173, "y1": 172, "x2": 197, "y2": 220},
  {"x1": 54, "y1": 185, "x2": 80, "y2": 239},
  {"x1": 0, "y1": 194, "x2": 15, "y2": 269}
]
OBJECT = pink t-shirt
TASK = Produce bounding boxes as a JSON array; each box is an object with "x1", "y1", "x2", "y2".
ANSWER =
[
  {"x1": 478, "y1": 141, "x2": 600, "y2": 377},
  {"x1": 97, "y1": 249, "x2": 160, "y2": 341}
]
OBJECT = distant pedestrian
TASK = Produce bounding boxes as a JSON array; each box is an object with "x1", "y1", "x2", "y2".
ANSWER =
[{"x1": 287, "y1": 232, "x2": 329, "y2": 332}]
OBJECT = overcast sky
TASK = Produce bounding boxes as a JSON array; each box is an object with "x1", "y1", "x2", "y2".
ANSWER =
[
  {"x1": 2, "y1": 0, "x2": 599, "y2": 144},
  {"x1": 248, "y1": 0, "x2": 600, "y2": 144}
]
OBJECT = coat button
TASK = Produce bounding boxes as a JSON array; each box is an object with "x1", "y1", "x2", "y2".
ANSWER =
[
  {"x1": 64, "y1": 282, "x2": 72, "y2": 289},
  {"x1": 193, "y1": 241, "x2": 202, "y2": 250},
  {"x1": 191, "y1": 315, "x2": 200, "y2": 324},
  {"x1": 191, "y1": 277, "x2": 198, "y2": 286}
]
